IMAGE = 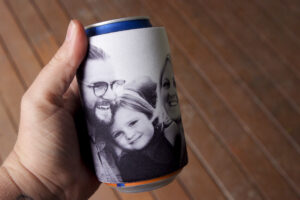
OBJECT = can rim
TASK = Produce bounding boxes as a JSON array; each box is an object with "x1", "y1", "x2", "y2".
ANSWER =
[{"x1": 85, "y1": 16, "x2": 150, "y2": 30}]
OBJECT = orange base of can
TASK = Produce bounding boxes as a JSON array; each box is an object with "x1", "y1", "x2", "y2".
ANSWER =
[{"x1": 105, "y1": 169, "x2": 181, "y2": 193}]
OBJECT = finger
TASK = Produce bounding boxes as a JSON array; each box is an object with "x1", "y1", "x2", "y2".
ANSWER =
[
  {"x1": 64, "y1": 78, "x2": 79, "y2": 100},
  {"x1": 64, "y1": 78, "x2": 81, "y2": 114},
  {"x1": 27, "y1": 20, "x2": 87, "y2": 102},
  {"x1": 69, "y1": 77, "x2": 80, "y2": 99}
]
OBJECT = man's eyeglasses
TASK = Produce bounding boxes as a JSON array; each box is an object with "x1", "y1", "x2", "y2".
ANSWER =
[{"x1": 85, "y1": 80, "x2": 125, "y2": 97}]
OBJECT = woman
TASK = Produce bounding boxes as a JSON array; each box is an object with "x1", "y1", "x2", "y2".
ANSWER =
[
  {"x1": 159, "y1": 55, "x2": 181, "y2": 125},
  {"x1": 159, "y1": 55, "x2": 188, "y2": 168},
  {"x1": 108, "y1": 89, "x2": 178, "y2": 182}
]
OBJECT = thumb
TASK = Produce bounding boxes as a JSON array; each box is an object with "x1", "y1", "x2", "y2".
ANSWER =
[{"x1": 27, "y1": 20, "x2": 87, "y2": 103}]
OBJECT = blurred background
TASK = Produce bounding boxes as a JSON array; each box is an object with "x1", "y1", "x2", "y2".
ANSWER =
[{"x1": 0, "y1": 0, "x2": 299, "y2": 199}]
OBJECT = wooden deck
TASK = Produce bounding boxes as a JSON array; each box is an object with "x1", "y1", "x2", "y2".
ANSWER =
[{"x1": 0, "y1": 0, "x2": 299, "y2": 199}]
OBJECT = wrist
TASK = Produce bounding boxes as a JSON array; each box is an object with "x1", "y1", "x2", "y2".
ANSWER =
[
  {"x1": 0, "y1": 165, "x2": 21, "y2": 199},
  {"x1": 0, "y1": 151, "x2": 64, "y2": 200}
]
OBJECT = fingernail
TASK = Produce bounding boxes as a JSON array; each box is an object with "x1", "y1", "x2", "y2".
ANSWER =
[{"x1": 66, "y1": 20, "x2": 75, "y2": 42}]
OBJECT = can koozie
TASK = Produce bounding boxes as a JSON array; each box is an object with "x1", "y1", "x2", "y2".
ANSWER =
[{"x1": 77, "y1": 17, "x2": 188, "y2": 188}]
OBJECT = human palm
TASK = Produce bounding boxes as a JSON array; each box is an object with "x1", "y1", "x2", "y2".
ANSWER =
[{"x1": 15, "y1": 83, "x2": 98, "y2": 199}]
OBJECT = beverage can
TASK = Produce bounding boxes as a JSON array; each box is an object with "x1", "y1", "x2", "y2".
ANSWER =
[{"x1": 77, "y1": 16, "x2": 188, "y2": 193}]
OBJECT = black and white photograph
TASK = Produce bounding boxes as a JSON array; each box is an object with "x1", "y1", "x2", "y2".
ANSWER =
[{"x1": 78, "y1": 28, "x2": 188, "y2": 183}]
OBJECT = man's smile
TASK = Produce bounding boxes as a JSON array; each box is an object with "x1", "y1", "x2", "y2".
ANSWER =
[{"x1": 95, "y1": 101, "x2": 111, "y2": 110}]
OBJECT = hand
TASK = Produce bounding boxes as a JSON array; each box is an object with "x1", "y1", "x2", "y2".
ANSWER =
[{"x1": 0, "y1": 20, "x2": 100, "y2": 199}]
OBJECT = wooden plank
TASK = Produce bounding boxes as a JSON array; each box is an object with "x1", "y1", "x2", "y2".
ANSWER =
[
  {"x1": 137, "y1": 1, "x2": 300, "y2": 199},
  {"x1": 176, "y1": 0, "x2": 300, "y2": 110},
  {"x1": 196, "y1": 0, "x2": 300, "y2": 164},
  {"x1": 0, "y1": 38, "x2": 25, "y2": 126},
  {"x1": 152, "y1": 179, "x2": 190, "y2": 200},
  {"x1": 179, "y1": 90, "x2": 265, "y2": 200},
  {"x1": 168, "y1": 0, "x2": 300, "y2": 189},
  {"x1": 196, "y1": 0, "x2": 300, "y2": 147},
  {"x1": 193, "y1": 0, "x2": 300, "y2": 113},
  {"x1": 7, "y1": 0, "x2": 58, "y2": 65},
  {"x1": 0, "y1": 30, "x2": 22, "y2": 162},
  {"x1": 227, "y1": 0, "x2": 300, "y2": 78},
  {"x1": 58, "y1": 0, "x2": 97, "y2": 26},
  {"x1": 32, "y1": 0, "x2": 70, "y2": 44},
  {"x1": 283, "y1": 0, "x2": 300, "y2": 18},
  {"x1": 178, "y1": 146, "x2": 227, "y2": 200},
  {"x1": 118, "y1": 192, "x2": 154, "y2": 200},
  {"x1": 253, "y1": 0, "x2": 300, "y2": 39},
  {"x1": 0, "y1": 0, "x2": 40, "y2": 87},
  {"x1": 85, "y1": 1, "x2": 265, "y2": 199},
  {"x1": 0, "y1": 95, "x2": 17, "y2": 162},
  {"x1": 197, "y1": 0, "x2": 300, "y2": 80},
  {"x1": 177, "y1": 69, "x2": 300, "y2": 199},
  {"x1": 86, "y1": 0, "x2": 125, "y2": 22},
  {"x1": 89, "y1": 184, "x2": 119, "y2": 200}
]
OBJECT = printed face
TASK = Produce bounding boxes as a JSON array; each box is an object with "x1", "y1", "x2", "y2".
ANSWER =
[
  {"x1": 110, "y1": 107, "x2": 154, "y2": 151},
  {"x1": 161, "y1": 60, "x2": 181, "y2": 122},
  {"x1": 81, "y1": 59, "x2": 125, "y2": 125}
]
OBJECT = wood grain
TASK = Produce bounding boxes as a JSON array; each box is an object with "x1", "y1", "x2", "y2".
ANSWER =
[
  {"x1": 7, "y1": 0, "x2": 58, "y2": 64},
  {"x1": 32, "y1": 0, "x2": 70, "y2": 45},
  {"x1": 168, "y1": 0, "x2": 300, "y2": 189},
  {"x1": 0, "y1": 94, "x2": 17, "y2": 162},
  {"x1": 0, "y1": 36, "x2": 25, "y2": 127},
  {"x1": 253, "y1": 0, "x2": 300, "y2": 40},
  {"x1": 0, "y1": 0, "x2": 40, "y2": 87},
  {"x1": 227, "y1": 0, "x2": 300, "y2": 78}
]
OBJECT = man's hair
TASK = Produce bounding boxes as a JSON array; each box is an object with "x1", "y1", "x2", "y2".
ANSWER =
[
  {"x1": 77, "y1": 45, "x2": 107, "y2": 80},
  {"x1": 87, "y1": 45, "x2": 106, "y2": 60}
]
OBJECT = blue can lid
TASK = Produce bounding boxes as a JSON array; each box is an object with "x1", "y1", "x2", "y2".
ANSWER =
[{"x1": 85, "y1": 16, "x2": 152, "y2": 37}]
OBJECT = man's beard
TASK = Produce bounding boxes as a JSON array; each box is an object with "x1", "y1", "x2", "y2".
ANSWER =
[
  {"x1": 95, "y1": 110, "x2": 112, "y2": 124},
  {"x1": 86, "y1": 100, "x2": 115, "y2": 126},
  {"x1": 83, "y1": 100, "x2": 116, "y2": 144}
]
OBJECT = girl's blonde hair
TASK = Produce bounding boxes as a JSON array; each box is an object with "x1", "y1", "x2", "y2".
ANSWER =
[{"x1": 116, "y1": 89, "x2": 155, "y2": 121}]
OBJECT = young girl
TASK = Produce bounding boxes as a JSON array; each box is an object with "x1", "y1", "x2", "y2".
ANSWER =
[
  {"x1": 109, "y1": 89, "x2": 178, "y2": 182},
  {"x1": 159, "y1": 55, "x2": 188, "y2": 169}
]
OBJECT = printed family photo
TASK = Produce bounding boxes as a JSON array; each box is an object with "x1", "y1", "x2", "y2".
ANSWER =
[{"x1": 77, "y1": 28, "x2": 188, "y2": 183}]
